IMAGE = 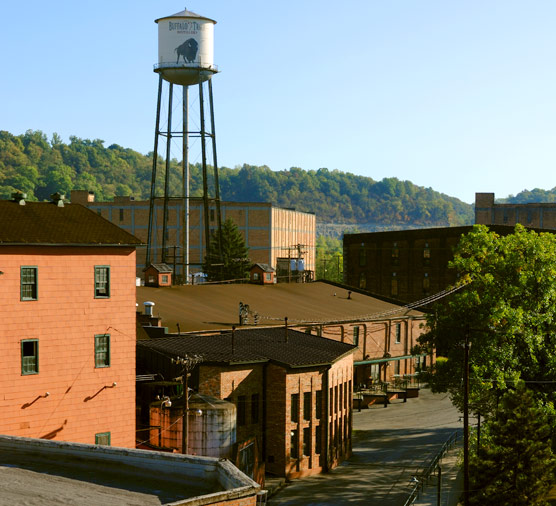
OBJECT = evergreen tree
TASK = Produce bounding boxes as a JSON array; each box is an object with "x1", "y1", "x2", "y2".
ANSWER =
[
  {"x1": 203, "y1": 219, "x2": 250, "y2": 282},
  {"x1": 470, "y1": 384, "x2": 556, "y2": 506}
]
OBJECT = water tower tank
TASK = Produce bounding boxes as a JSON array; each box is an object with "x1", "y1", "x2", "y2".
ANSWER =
[{"x1": 154, "y1": 9, "x2": 217, "y2": 86}]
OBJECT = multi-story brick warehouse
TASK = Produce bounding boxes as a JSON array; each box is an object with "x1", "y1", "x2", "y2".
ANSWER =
[
  {"x1": 475, "y1": 192, "x2": 556, "y2": 229},
  {"x1": 137, "y1": 327, "x2": 355, "y2": 481},
  {"x1": 343, "y1": 224, "x2": 532, "y2": 304},
  {"x1": 0, "y1": 196, "x2": 141, "y2": 447},
  {"x1": 70, "y1": 190, "x2": 316, "y2": 280}
]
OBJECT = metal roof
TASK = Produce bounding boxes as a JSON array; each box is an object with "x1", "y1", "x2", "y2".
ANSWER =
[
  {"x1": 137, "y1": 282, "x2": 424, "y2": 333},
  {"x1": 0, "y1": 201, "x2": 142, "y2": 246},
  {"x1": 138, "y1": 327, "x2": 356, "y2": 369},
  {"x1": 155, "y1": 9, "x2": 217, "y2": 24}
]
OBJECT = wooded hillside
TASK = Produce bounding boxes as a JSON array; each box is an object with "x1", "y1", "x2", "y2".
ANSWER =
[{"x1": 0, "y1": 129, "x2": 473, "y2": 228}]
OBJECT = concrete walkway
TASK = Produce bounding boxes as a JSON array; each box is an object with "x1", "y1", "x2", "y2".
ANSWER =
[{"x1": 268, "y1": 389, "x2": 463, "y2": 505}]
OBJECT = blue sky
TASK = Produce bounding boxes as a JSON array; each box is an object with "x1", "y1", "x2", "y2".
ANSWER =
[{"x1": 1, "y1": 1, "x2": 556, "y2": 204}]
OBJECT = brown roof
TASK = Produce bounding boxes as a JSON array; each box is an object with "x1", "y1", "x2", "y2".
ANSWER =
[
  {"x1": 137, "y1": 327, "x2": 355, "y2": 368},
  {"x1": 0, "y1": 201, "x2": 142, "y2": 246},
  {"x1": 136, "y1": 281, "x2": 423, "y2": 333}
]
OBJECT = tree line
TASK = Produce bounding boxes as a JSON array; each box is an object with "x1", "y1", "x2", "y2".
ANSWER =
[{"x1": 0, "y1": 129, "x2": 473, "y2": 227}]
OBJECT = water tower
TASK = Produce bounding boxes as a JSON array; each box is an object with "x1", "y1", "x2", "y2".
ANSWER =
[{"x1": 146, "y1": 8, "x2": 223, "y2": 282}]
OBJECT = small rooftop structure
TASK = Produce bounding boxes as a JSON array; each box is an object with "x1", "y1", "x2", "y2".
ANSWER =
[
  {"x1": 0, "y1": 435, "x2": 260, "y2": 506},
  {"x1": 250, "y1": 263, "x2": 275, "y2": 285},
  {"x1": 144, "y1": 263, "x2": 173, "y2": 287}
]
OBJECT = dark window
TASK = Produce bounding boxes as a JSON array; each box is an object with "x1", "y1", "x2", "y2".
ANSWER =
[
  {"x1": 353, "y1": 326, "x2": 360, "y2": 346},
  {"x1": 344, "y1": 383, "x2": 348, "y2": 410},
  {"x1": 315, "y1": 390, "x2": 322, "y2": 420},
  {"x1": 303, "y1": 427, "x2": 311, "y2": 457},
  {"x1": 395, "y1": 323, "x2": 401, "y2": 344},
  {"x1": 237, "y1": 395, "x2": 247, "y2": 426},
  {"x1": 94, "y1": 266, "x2": 110, "y2": 298},
  {"x1": 395, "y1": 360, "x2": 400, "y2": 375},
  {"x1": 315, "y1": 425, "x2": 322, "y2": 454},
  {"x1": 339, "y1": 385, "x2": 343, "y2": 412},
  {"x1": 329, "y1": 388, "x2": 333, "y2": 413},
  {"x1": 21, "y1": 340, "x2": 38, "y2": 375},
  {"x1": 251, "y1": 393, "x2": 259, "y2": 424},
  {"x1": 303, "y1": 392, "x2": 311, "y2": 421},
  {"x1": 358, "y1": 247, "x2": 366, "y2": 267},
  {"x1": 21, "y1": 267, "x2": 38, "y2": 301},
  {"x1": 119, "y1": 208, "x2": 124, "y2": 221},
  {"x1": 95, "y1": 334, "x2": 110, "y2": 368},
  {"x1": 423, "y1": 243, "x2": 431, "y2": 266},
  {"x1": 391, "y1": 242, "x2": 399, "y2": 265},
  {"x1": 291, "y1": 393, "x2": 299, "y2": 423},
  {"x1": 359, "y1": 272, "x2": 366, "y2": 289},
  {"x1": 391, "y1": 273, "x2": 398, "y2": 296},
  {"x1": 162, "y1": 275, "x2": 169, "y2": 284},
  {"x1": 423, "y1": 273, "x2": 430, "y2": 293},
  {"x1": 210, "y1": 209, "x2": 215, "y2": 221},
  {"x1": 334, "y1": 385, "x2": 338, "y2": 413},
  {"x1": 290, "y1": 430, "x2": 299, "y2": 459},
  {"x1": 95, "y1": 432, "x2": 111, "y2": 445}
]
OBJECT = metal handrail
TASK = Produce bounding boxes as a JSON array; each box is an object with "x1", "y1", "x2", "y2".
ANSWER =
[
  {"x1": 153, "y1": 62, "x2": 219, "y2": 72},
  {"x1": 402, "y1": 430, "x2": 461, "y2": 506}
]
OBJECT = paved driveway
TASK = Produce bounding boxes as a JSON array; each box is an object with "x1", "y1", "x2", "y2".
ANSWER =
[{"x1": 269, "y1": 389, "x2": 462, "y2": 505}]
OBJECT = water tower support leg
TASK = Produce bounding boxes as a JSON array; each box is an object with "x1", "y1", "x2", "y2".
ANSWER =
[
  {"x1": 146, "y1": 74, "x2": 164, "y2": 267},
  {"x1": 208, "y1": 79, "x2": 223, "y2": 264},
  {"x1": 199, "y1": 81, "x2": 211, "y2": 265},
  {"x1": 162, "y1": 83, "x2": 174, "y2": 262},
  {"x1": 182, "y1": 85, "x2": 190, "y2": 283}
]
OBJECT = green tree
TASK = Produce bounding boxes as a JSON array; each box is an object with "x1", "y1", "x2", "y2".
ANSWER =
[
  {"x1": 469, "y1": 383, "x2": 556, "y2": 506},
  {"x1": 417, "y1": 225, "x2": 556, "y2": 416},
  {"x1": 203, "y1": 219, "x2": 250, "y2": 282},
  {"x1": 316, "y1": 235, "x2": 343, "y2": 282}
]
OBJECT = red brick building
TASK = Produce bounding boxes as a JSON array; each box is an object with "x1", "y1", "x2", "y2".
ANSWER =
[
  {"x1": 137, "y1": 327, "x2": 355, "y2": 481},
  {"x1": 0, "y1": 197, "x2": 141, "y2": 447},
  {"x1": 136, "y1": 282, "x2": 428, "y2": 385}
]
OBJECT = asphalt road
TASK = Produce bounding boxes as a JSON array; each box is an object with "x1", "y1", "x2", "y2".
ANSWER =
[{"x1": 269, "y1": 389, "x2": 462, "y2": 506}]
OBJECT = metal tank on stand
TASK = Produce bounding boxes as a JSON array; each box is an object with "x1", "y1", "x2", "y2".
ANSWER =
[{"x1": 146, "y1": 8, "x2": 223, "y2": 283}]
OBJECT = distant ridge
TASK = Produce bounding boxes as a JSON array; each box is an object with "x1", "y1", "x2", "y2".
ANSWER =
[{"x1": 0, "y1": 129, "x2": 473, "y2": 229}]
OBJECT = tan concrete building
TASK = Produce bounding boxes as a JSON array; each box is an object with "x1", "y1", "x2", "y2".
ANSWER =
[
  {"x1": 70, "y1": 190, "x2": 315, "y2": 281},
  {"x1": 475, "y1": 192, "x2": 556, "y2": 229}
]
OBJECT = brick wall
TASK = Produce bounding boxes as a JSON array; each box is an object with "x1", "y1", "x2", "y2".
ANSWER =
[
  {"x1": 79, "y1": 194, "x2": 316, "y2": 279},
  {"x1": 0, "y1": 246, "x2": 136, "y2": 448}
]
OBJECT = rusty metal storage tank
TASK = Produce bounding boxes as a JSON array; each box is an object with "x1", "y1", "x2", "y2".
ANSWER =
[
  {"x1": 154, "y1": 8, "x2": 217, "y2": 85},
  {"x1": 149, "y1": 392, "x2": 236, "y2": 457},
  {"x1": 187, "y1": 393, "x2": 236, "y2": 458}
]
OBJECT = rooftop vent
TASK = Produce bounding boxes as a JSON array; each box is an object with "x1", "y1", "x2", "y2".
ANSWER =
[
  {"x1": 51, "y1": 193, "x2": 65, "y2": 207},
  {"x1": 144, "y1": 301, "x2": 155, "y2": 317},
  {"x1": 12, "y1": 192, "x2": 26, "y2": 205}
]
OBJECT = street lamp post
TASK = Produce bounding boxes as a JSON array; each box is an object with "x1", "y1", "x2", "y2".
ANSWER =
[{"x1": 463, "y1": 331, "x2": 470, "y2": 506}]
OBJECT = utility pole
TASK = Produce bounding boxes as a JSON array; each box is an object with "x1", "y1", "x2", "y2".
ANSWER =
[
  {"x1": 463, "y1": 331, "x2": 470, "y2": 506},
  {"x1": 172, "y1": 353, "x2": 203, "y2": 454}
]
